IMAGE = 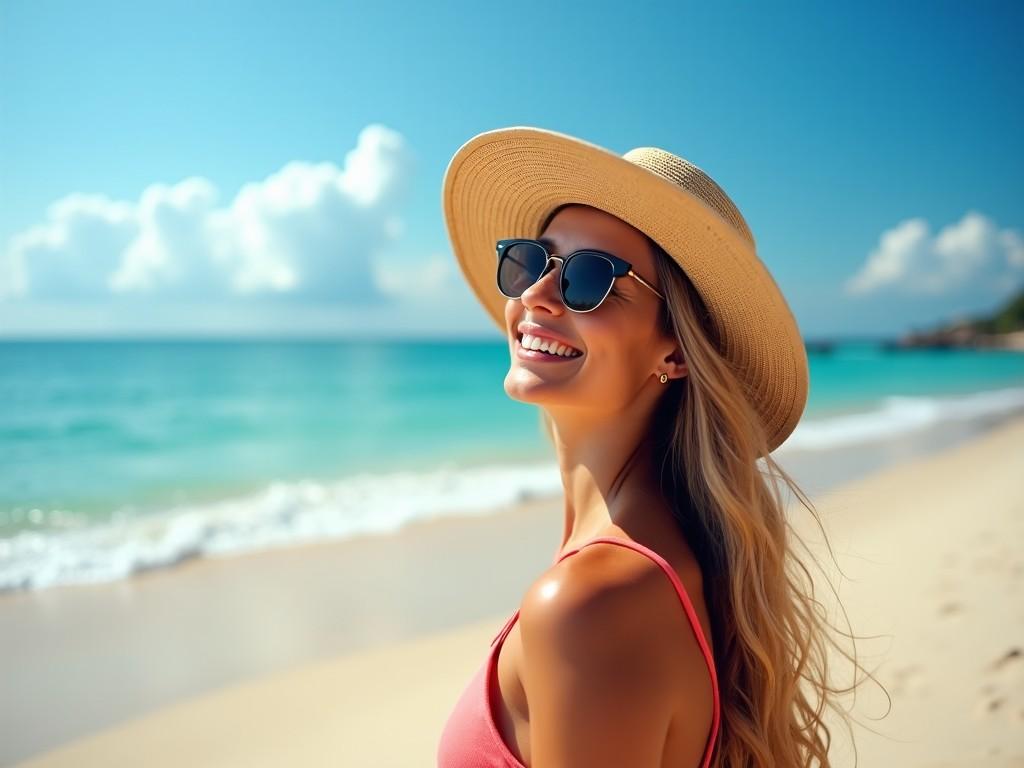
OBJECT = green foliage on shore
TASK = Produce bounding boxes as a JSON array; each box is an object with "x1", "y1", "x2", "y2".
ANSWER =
[{"x1": 970, "y1": 286, "x2": 1024, "y2": 334}]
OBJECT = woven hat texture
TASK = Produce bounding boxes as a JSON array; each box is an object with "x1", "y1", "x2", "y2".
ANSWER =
[{"x1": 442, "y1": 126, "x2": 808, "y2": 454}]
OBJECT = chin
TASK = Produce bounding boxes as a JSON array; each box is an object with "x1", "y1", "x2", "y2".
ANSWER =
[{"x1": 504, "y1": 369, "x2": 571, "y2": 403}]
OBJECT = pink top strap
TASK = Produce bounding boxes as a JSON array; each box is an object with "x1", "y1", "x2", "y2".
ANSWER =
[
  {"x1": 557, "y1": 536, "x2": 721, "y2": 767},
  {"x1": 488, "y1": 536, "x2": 721, "y2": 767},
  {"x1": 441, "y1": 535, "x2": 721, "y2": 768}
]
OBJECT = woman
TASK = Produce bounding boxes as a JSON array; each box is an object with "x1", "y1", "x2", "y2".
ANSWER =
[{"x1": 436, "y1": 127, "x2": 872, "y2": 767}]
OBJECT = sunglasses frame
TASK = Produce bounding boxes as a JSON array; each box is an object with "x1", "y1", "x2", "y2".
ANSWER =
[{"x1": 495, "y1": 238, "x2": 665, "y2": 313}]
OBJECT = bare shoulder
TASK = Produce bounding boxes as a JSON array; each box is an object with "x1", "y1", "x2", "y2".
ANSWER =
[
  {"x1": 525, "y1": 541, "x2": 683, "y2": 639},
  {"x1": 522, "y1": 541, "x2": 707, "y2": 669},
  {"x1": 516, "y1": 541, "x2": 705, "y2": 767}
]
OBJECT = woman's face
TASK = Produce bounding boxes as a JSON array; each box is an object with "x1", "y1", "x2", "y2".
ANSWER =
[{"x1": 503, "y1": 204, "x2": 681, "y2": 412}]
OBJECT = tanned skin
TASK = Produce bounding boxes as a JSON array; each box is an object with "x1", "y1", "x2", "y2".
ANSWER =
[{"x1": 495, "y1": 204, "x2": 715, "y2": 767}]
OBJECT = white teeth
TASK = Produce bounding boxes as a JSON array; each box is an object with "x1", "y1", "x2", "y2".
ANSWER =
[{"x1": 521, "y1": 333, "x2": 581, "y2": 357}]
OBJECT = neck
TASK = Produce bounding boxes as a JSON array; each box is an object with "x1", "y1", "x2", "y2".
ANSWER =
[{"x1": 545, "y1": 397, "x2": 669, "y2": 553}]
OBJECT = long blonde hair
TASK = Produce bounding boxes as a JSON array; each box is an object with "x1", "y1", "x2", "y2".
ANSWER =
[{"x1": 537, "y1": 215, "x2": 889, "y2": 766}]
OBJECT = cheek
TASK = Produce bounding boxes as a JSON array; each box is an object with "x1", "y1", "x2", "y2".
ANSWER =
[
  {"x1": 610, "y1": 343, "x2": 648, "y2": 378},
  {"x1": 588, "y1": 326, "x2": 655, "y2": 378},
  {"x1": 503, "y1": 301, "x2": 518, "y2": 334},
  {"x1": 577, "y1": 313, "x2": 631, "y2": 359}
]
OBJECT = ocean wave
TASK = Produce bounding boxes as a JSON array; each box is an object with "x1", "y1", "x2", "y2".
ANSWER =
[
  {"x1": 4, "y1": 385, "x2": 1024, "y2": 592},
  {"x1": 779, "y1": 385, "x2": 1024, "y2": 451},
  {"x1": 0, "y1": 461, "x2": 563, "y2": 592}
]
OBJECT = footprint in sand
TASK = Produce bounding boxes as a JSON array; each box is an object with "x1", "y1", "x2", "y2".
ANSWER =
[
  {"x1": 981, "y1": 694, "x2": 1005, "y2": 714},
  {"x1": 990, "y1": 647, "x2": 1022, "y2": 672},
  {"x1": 937, "y1": 599, "x2": 963, "y2": 618},
  {"x1": 975, "y1": 683, "x2": 1009, "y2": 719},
  {"x1": 975, "y1": 647, "x2": 1022, "y2": 722}
]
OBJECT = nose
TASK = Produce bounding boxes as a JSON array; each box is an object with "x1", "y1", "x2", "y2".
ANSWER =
[{"x1": 519, "y1": 256, "x2": 565, "y2": 314}]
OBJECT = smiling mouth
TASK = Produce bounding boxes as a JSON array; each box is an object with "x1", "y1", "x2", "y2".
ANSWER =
[{"x1": 516, "y1": 333, "x2": 584, "y2": 359}]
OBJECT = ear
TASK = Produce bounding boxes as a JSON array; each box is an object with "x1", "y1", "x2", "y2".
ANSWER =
[{"x1": 658, "y1": 345, "x2": 688, "y2": 381}]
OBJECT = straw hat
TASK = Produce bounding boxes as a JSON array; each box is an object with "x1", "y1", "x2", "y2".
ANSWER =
[{"x1": 441, "y1": 126, "x2": 808, "y2": 455}]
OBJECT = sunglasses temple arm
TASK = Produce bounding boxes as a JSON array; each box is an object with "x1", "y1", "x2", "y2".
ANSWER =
[{"x1": 628, "y1": 269, "x2": 665, "y2": 300}]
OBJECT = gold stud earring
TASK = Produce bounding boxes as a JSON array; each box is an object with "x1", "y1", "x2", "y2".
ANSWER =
[{"x1": 659, "y1": 373, "x2": 668, "y2": 384}]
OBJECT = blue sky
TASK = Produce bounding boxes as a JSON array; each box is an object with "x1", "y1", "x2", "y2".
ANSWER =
[{"x1": 1, "y1": 0, "x2": 1021, "y2": 339}]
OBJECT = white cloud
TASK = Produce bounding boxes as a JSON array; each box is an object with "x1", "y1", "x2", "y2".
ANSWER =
[
  {"x1": 844, "y1": 211, "x2": 1024, "y2": 297},
  {"x1": 1001, "y1": 229, "x2": 1024, "y2": 268},
  {"x1": 0, "y1": 194, "x2": 136, "y2": 300},
  {"x1": 0, "y1": 124, "x2": 426, "y2": 306},
  {"x1": 110, "y1": 178, "x2": 222, "y2": 298}
]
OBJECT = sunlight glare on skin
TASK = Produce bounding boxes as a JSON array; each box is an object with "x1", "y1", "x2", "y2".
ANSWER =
[{"x1": 538, "y1": 581, "x2": 560, "y2": 601}]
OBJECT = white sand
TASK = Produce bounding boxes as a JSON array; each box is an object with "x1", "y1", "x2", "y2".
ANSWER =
[{"x1": 11, "y1": 415, "x2": 1024, "y2": 767}]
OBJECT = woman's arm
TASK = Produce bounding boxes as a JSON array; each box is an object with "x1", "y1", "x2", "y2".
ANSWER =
[{"x1": 518, "y1": 544, "x2": 690, "y2": 768}]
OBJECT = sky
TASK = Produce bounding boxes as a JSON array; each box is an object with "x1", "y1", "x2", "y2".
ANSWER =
[{"x1": 1, "y1": 0, "x2": 1021, "y2": 340}]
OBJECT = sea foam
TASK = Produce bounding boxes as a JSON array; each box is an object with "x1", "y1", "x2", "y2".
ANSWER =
[
  {"x1": 0, "y1": 461, "x2": 563, "y2": 592},
  {"x1": 3, "y1": 385, "x2": 1024, "y2": 592}
]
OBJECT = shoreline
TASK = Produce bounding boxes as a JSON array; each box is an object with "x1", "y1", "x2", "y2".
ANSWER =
[
  {"x1": 6, "y1": 382, "x2": 1024, "y2": 595},
  {"x1": 3, "y1": 412, "x2": 1024, "y2": 765}
]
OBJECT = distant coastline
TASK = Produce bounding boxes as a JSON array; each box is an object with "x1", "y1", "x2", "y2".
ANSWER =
[
  {"x1": 807, "y1": 286, "x2": 1024, "y2": 352},
  {"x1": 887, "y1": 326, "x2": 1024, "y2": 351}
]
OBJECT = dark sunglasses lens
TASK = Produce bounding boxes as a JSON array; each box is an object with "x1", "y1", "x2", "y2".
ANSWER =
[
  {"x1": 562, "y1": 253, "x2": 614, "y2": 311},
  {"x1": 498, "y1": 242, "x2": 548, "y2": 297}
]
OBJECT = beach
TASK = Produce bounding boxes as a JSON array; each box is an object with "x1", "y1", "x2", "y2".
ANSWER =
[{"x1": 2, "y1": 413, "x2": 1023, "y2": 767}]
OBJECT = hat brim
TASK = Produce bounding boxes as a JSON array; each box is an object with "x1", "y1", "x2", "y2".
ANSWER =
[{"x1": 441, "y1": 126, "x2": 807, "y2": 454}]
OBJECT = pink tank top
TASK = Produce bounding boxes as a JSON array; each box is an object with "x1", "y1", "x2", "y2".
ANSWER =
[{"x1": 436, "y1": 536, "x2": 721, "y2": 768}]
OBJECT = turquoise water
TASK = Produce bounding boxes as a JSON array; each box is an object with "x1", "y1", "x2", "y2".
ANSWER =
[
  {"x1": 1, "y1": 339, "x2": 1023, "y2": 589},
  {"x1": 2, "y1": 340, "x2": 544, "y2": 520}
]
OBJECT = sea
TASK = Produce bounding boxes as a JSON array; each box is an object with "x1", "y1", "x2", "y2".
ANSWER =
[{"x1": 2, "y1": 338, "x2": 1024, "y2": 592}]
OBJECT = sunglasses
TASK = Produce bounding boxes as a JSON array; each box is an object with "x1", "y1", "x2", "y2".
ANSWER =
[{"x1": 496, "y1": 238, "x2": 665, "y2": 313}]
